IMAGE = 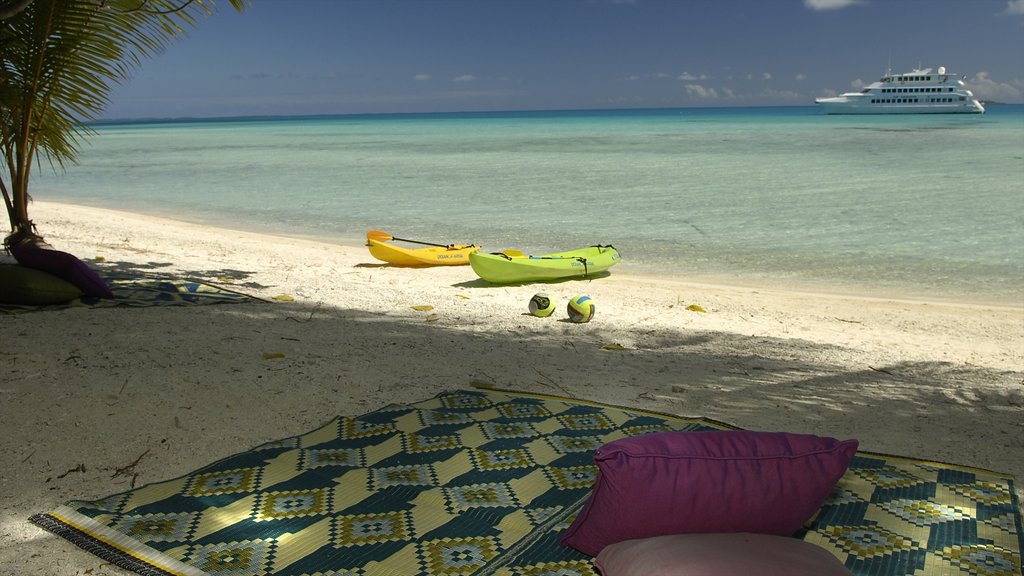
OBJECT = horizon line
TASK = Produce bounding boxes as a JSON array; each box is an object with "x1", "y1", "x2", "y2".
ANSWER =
[{"x1": 91, "y1": 103, "x2": 825, "y2": 126}]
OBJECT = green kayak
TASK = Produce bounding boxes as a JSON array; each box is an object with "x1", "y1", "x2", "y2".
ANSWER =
[{"x1": 469, "y1": 245, "x2": 622, "y2": 284}]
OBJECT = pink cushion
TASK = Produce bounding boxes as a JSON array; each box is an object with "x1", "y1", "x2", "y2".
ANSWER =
[
  {"x1": 560, "y1": 430, "x2": 858, "y2": 556},
  {"x1": 11, "y1": 244, "x2": 114, "y2": 299},
  {"x1": 594, "y1": 533, "x2": 853, "y2": 576}
]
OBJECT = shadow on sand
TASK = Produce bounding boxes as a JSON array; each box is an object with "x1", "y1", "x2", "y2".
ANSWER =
[{"x1": 2, "y1": 258, "x2": 1022, "y2": 573}]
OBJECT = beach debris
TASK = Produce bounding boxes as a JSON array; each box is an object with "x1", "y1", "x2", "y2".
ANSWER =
[
  {"x1": 455, "y1": 294, "x2": 471, "y2": 299},
  {"x1": 426, "y1": 314, "x2": 440, "y2": 323},
  {"x1": 869, "y1": 366, "x2": 896, "y2": 376},
  {"x1": 285, "y1": 302, "x2": 322, "y2": 323},
  {"x1": 534, "y1": 369, "x2": 575, "y2": 398},
  {"x1": 686, "y1": 304, "x2": 706, "y2": 313},
  {"x1": 412, "y1": 305, "x2": 434, "y2": 311},
  {"x1": 54, "y1": 463, "x2": 86, "y2": 480},
  {"x1": 640, "y1": 392, "x2": 684, "y2": 403},
  {"x1": 94, "y1": 255, "x2": 105, "y2": 262},
  {"x1": 112, "y1": 449, "x2": 151, "y2": 489},
  {"x1": 272, "y1": 294, "x2": 295, "y2": 302},
  {"x1": 601, "y1": 342, "x2": 626, "y2": 351},
  {"x1": 262, "y1": 352, "x2": 286, "y2": 360}
]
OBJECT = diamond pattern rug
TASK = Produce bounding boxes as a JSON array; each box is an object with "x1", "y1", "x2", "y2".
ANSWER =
[{"x1": 30, "y1": 389, "x2": 1023, "y2": 575}]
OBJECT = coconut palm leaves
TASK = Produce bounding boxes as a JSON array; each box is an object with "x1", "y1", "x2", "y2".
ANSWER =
[{"x1": 1, "y1": 0, "x2": 246, "y2": 243}]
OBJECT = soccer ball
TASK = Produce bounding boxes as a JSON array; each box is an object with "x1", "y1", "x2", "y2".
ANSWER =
[
  {"x1": 528, "y1": 293, "x2": 556, "y2": 317},
  {"x1": 567, "y1": 295, "x2": 595, "y2": 323}
]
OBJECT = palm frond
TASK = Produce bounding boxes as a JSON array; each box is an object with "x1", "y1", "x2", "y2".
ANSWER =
[{"x1": 2, "y1": 0, "x2": 247, "y2": 235}]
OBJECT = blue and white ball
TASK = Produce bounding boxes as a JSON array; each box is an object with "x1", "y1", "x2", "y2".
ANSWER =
[{"x1": 567, "y1": 295, "x2": 595, "y2": 323}]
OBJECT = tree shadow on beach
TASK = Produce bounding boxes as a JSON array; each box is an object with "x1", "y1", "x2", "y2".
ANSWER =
[
  {"x1": 6, "y1": 267, "x2": 1020, "y2": 468},
  {"x1": 96, "y1": 258, "x2": 274, "y2": 290},
  {"x1": 3, "y1": 262, "x2": 1022, "y2": 572}
]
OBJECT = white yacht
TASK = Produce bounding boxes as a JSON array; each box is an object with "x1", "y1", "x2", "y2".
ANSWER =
[{"x1": 816, "y1": 66, "x2": 984, "y2": 114}]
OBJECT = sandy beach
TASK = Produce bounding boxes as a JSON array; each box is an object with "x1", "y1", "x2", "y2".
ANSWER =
[{"x1": 2, "y1": 200, "x2": 1022, "y2": 575}]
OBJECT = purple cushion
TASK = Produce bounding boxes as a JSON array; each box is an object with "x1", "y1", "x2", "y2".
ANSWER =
[
  {"x1": 560, "y1": 430, "x2": 858, "y2": 556},
  {"x1": 594, "y1": 533, "x2": 853, "y2": 576},
  {"x1": 11, "y1": 244, "x2": 114, "y2": 299}
]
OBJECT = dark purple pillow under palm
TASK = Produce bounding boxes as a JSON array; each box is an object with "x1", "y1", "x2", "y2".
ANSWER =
[{"x1": 11, "y1": 244, "x2": 114, "y2": 299}]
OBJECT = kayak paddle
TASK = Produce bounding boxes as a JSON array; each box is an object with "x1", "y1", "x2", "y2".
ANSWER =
[{"x1": 367, "y1": 230, "x2": 447, "y2": 248}]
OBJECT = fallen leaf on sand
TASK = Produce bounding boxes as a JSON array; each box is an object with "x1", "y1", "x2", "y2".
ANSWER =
[
  {"x1": 262, "y1": 352, "x2": 286, "y2": 360},
  {"x1": 273, "y1": 294, "x2": 295, "y2": 302},
  {"x1": 686, "y1": 304, "x2": 706, "y2": 313},
  {"x1": 601, "y1": 343, "x2": 626, "y2": 350},
  {"x1": 426, "y1": 314, "x2": 440, "y2": 323},
  {"x1": 412, "y1": 305, "x2": 434, "y2": 311}
]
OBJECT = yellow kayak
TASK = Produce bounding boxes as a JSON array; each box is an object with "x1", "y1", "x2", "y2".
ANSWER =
[{"x1": 366, "y1": 236, "x2": 479, "y2": 267}]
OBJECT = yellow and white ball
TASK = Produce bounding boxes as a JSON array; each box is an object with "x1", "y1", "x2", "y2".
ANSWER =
[
  {"x1": 567, "y1": 294, "x2": 595, "y2": 323},
  {"x1": 528, "y1": 293, "x2": 556, "y2": 317}
]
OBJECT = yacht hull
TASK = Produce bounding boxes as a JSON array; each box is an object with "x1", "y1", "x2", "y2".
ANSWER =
[{"x1": 816, "y1": 99, "x2": 984, "y2": 114}]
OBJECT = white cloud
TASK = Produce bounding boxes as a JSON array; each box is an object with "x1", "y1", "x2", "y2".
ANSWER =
[
  {"x1": 1006, "y1": 0, "x2": 1024, "y2": 15},
  {"x1": 685, "y1": 84, "x2": 719, "y2": 99},
  {"x1": 850, "y1": 78, "x2": 867, "y2": 89},
  {"x1": 803, "y1": 0, "x2": 866, "y2": 11},
  {"x1": 414, "y1": 74, "x2": 431, "y2": 81},
  {"x1": 623, "y1": 72, "x2": 675, "y2": 82},
  {"x1": 677, "y1": 72, "x2": 700, "y2": 81},
  {"x1": 969, "y1": 71, "x2": 1024, "y2": 102},
  {"x1": 763, "y1": 72, "x2": 772, "y2": 80},
  {"x1": 796, "y1": 73, "x2": 807, "y2": 81},
  {"x1": 761, "y1": 88, "x2": 802, "y2": 101},
  {"x1": 453, "y1": 74, "x2": 477, "y2": 82}
]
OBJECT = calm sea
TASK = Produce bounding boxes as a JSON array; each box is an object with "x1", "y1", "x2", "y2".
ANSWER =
[{"x1": 32, "y1": 106, "x2": 1024, "y2": 304}]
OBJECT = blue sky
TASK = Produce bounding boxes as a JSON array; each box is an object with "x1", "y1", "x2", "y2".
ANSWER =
[{"x1": 103, "y1": 0, "x2": 1024, "y2": 119}]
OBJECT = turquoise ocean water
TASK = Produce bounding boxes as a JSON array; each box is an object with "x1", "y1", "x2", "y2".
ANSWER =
[{"x1": 32, "y1": 106, "x2": 1024, "y2": 304}]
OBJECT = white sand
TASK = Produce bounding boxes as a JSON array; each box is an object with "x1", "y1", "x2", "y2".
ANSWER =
[{"x1": 2, "y1": 201, "x2": 1022, "y2": 575}]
